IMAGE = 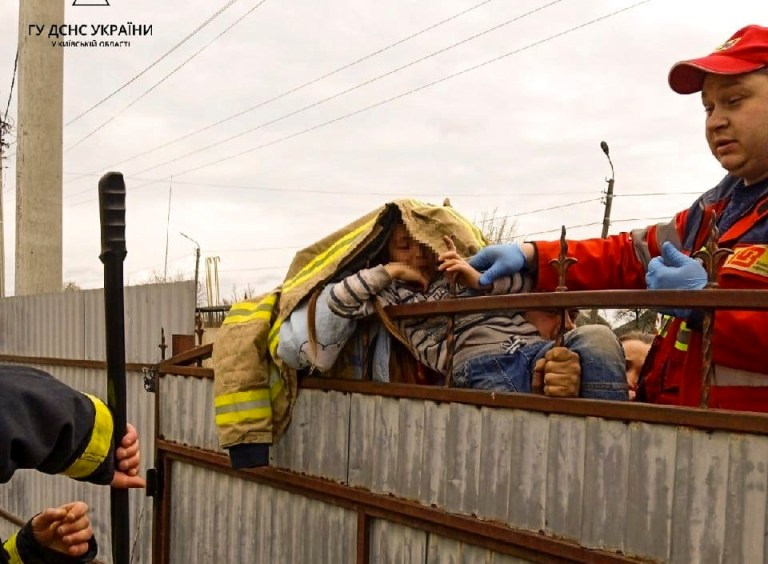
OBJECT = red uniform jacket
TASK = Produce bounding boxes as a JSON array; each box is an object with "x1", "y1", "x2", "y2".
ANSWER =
[{"x1": 533, "y1": 174, "x2": 768, "y2": 411}]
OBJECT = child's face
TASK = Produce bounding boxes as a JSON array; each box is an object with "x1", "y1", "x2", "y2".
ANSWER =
[
  {"x1": 387, "y1": 224, "x2": 438, "y2": 280},
  {"x1": 525, "y1": 310, "x2": 576, "y2": 341}
]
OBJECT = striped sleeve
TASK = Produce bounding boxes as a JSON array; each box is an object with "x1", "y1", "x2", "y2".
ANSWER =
[
  {"x1": 486, "y1": 272, "x2": 531, "y2": 295},
  {"x1": 328, "y1": 265, "x2": 394, "y2": 318}
]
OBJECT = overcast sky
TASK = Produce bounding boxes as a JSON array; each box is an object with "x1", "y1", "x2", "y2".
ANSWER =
[{"x1": 0, "y1": 0, "x2": 763, "y2": 301}]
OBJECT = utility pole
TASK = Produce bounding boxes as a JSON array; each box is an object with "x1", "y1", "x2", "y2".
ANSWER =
[
  {"x1": 588, "y1": 141, "x2": 615, "y2": 325},
  {"x1": 600, "y1": 141, "x2": 615, "y2": 238},
  {"x1": 180, "y1": 232, "x2": 201, "y2": 305},
  {"x1": 0, "y1": 119, "x2": 6, "y2": 298},
  {"x1": 15, "y1": 0, "x2": 64, "y2": 295}
]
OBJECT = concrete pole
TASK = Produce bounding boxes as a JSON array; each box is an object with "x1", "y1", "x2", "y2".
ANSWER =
[
  {"x1": 0, "y1": 142, "x2": 5, "y2": 298},
  {"x1": 15, "y1": 0, "x2": 64, "y2": 295}
]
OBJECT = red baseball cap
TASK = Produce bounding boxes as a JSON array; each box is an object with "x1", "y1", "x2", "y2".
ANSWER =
[{"x1": 668, "y1": 25, "x2": 768, "y2": 94}]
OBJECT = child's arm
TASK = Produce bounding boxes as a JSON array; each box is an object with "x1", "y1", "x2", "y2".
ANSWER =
[
  {"x1": 328, "y1": 264, "x2": 414, "y2": 318},
  {"x1": 438, "y1": 236, "x2": 527, "y2": 295}
]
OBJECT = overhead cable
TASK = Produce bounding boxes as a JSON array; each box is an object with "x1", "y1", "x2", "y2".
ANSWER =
[
  {"x1": 518, "y1": 215, "x2": 672, "y2": 239},
  {"x1": 96, "y1": 0, "x2": 498, "y2": 172},
  {"x1": 65, "y1": 0, "x2": 270, "y2": 152},
  {"x1": 125, "y1": 0, "x2": 652, "y2": 191},
  {"x1": 65, "y1": 0, "x2": 242, "y2": 126},
  {"x1": 477, "y1": 197, "x2": 602, "y2": 223},
  {"x1": 62, "y1": 172, "x2": 597, "y2": 205},
  {"x1": 130, "y1": 0, "x2": 567, "y2": 177},
  {"x1": 4, "y1": 51, "x2": 18, "y2": 122}
]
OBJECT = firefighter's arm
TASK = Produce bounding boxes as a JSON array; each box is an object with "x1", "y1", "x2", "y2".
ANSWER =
[
  {"x1": 534, "y1": 215, "x2": 687, "y2": 292},
  {"x1": 3, "y1": 502, "x2": 99, "y2": 563},
  {"x1": 0, "y1": 366, "x2": 143, "y2": 488}
]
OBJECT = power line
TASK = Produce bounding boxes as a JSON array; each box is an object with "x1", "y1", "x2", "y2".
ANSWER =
[
  {"x1": 62, "y1": 172, "x2": 596, "y2": 204},
  {"x1": 4, "y1": 51, "x2": 18, "y2": 122},
  {"x1": 130, "y1": 0, "x2": 567, "y2": 177},
  {"x1": 66, "y1": 0, "x2": 242, "y2": 127},
  {"x1": 518, "y1": 215, "x2": 671, "y2": 239},
  {"x1": 477, "y1": 197, "x2": 602, "y2": 223},
  {"x1": 219, "y1": 266, "x2": 289, "y2": 272},
  {"x1": 93, "y1": 0, "x2": 498, "y2": 173},
  {"x1": 65, "y1": 0, "x2": 270, "y2": 152},
  {"x1": 119, "y1": 0, "x2": 653, "y2": 194},
  {"x1": 614, "y1": 192, "x2": 702, "y2": 197},
  {"x1": 208, "y1": 245, "x2": 301, "y2": 253}
]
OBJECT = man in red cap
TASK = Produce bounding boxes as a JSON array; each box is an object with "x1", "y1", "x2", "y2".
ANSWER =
[{"x1": 465, "y1": 25, "x2": 768, "y2": 412}]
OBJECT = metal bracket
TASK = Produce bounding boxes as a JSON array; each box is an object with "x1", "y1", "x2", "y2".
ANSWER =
[
  {"x1": 142, "y1": 366, "x2": 158, "y2": 393},
  {"x1": 145, "y1": 464, "x2": 162, "y2": 499}
]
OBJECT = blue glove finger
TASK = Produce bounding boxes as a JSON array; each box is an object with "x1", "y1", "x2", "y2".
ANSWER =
[
  {"x1": 467, "y1": 246, "x2": 497, "y2": 271},
  {"x1": 661, "y1": 241, "x2": 691, "y2": 268},
  {"x1": 645, "y1": 257, "x2": 664, "y2": 289},
  {"x1": 469, "y1": 244, "x2": 525, "y2": 286}
]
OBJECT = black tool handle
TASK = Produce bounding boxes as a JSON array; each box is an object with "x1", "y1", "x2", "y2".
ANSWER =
[{"x1": 98, "y1": 172, "x2": 130, "y2": 564}]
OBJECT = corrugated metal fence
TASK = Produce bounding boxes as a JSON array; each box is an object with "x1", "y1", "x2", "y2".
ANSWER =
[{"x1": 0, "y1": 281, "x2": 195, "y2": 564}]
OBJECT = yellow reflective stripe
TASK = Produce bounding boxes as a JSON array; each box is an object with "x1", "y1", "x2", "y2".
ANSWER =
[
  {"x1": 223, "y1": 295, "x2": 277, "y2": 326},
  {"x1": 4, "y1": 533, "x2": 21, "y2": 564},
  {"x1": 267, "y1": 318, "x2": 283, "y2": 358},
  {"x1": 63, "y1": 394, "x2": 113, "y2": 480},
  {"x1": 215, "y1": 389, "x2": 270, "y2": 408},
  {"x1": 673, "y1": 321, "x2": 690, "y2": 351},
  {"x1": 215, "y1": 406, "x2": 272, "y2": 426},
  {"x1": 215, "y1": 389, "x2": 273, "y2": 426},
  {"x1": 283, "y1": 218, "x2": 376, "y2": 292}
]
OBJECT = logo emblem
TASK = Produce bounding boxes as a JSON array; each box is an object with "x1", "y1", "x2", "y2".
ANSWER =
[
  {"x1": 72, "y1": 0, "x2": 110, "y2": 5},
  {"x1": 714, "y1": 37, "x2": 740, "y2": 52}
]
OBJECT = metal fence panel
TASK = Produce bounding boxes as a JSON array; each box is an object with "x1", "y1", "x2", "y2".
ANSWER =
[
  {"x1": 160, "y1": 375, "x2": 221, "y2": 452},
  {"x1": 166, "y1": 387, "x2": 768, "y2": 562},
  {"x1": 581, "y1": 417, "x2": 631, "y2": 551},
  {"x1": 271, "y1": 388, "x2": 350, "y2": 483},
  {"x1": 544, "y1": 414, "x2": 586, "y2": 541},
  {"x1": 507, "y1": 409, "x2": 549, "y2": 532},
  {"x1": 369, "y1": 518, "x2": 427, "y2": 564},
  {"x1": 167, "y1": 461, "x2": 356, "y2": 564},
  {"x1": 0, "y1": 291, "x2": 84, "y2": 357},
  {"x1": 670, "y1": 428, "x2": 730, "y2": 564},
  {"x1": 623, "y1": 421, "x2": 677, "y2": 560},
  {"x1": 347, "y1": 393, "x2": 376, "y2": 489},
  {"x1": 723, "y1": 433, "x2": 768, "y2": 564}
]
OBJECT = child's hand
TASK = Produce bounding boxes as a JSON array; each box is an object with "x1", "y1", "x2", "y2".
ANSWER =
[
  {"x1": 438, "y1": 236, "x2": 486, "y2": 290},
  {"x1": 384, "y1": 262, "x2": 430, "y2": 292}
]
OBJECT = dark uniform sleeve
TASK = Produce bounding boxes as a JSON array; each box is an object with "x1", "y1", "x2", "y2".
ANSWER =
[
  {"x1": 0, "y1": 365, "x2": 115, "y2": 485},
  {"x1": 3, "y1": 520, "x2": 98, "y2": 564}
]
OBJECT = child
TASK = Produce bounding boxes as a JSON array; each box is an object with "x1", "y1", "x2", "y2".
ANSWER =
[{"x1": 328, "y1": 221, "x2": 628, "y2": 399}]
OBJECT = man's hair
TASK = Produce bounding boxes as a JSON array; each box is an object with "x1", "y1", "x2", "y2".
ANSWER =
[{"x1": 619, "y1": 331, "x2": 654, "y2": 345}]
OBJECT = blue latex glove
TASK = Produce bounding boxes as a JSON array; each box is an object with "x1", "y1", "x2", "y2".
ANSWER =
[
  {"x1": 468, "y1": 244, "x2": 526, "y2": 287},
  {"x1": 646, "y1": 241, "x2": 707, "y2": 318}
]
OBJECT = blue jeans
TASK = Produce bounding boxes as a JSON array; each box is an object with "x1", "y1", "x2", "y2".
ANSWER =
[{"x1": 453, "y1": 325, "x2": 629, "y2": 400}]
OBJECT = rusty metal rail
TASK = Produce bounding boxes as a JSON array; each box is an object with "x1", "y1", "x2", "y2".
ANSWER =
[{"x1": 383, "y1": 289, "x2": 768, "y2": 319}]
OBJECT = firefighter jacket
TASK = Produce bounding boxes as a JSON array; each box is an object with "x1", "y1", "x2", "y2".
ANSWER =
[
  {"x1": 533, "y1": 174, "x2": 768, "y2": 411},
  {"x1": 212, "y1": 199, "x2": 488, "y2": 467},
  {"x1": 1, "y1": 365, "x2": 112, "y2": 563}
]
